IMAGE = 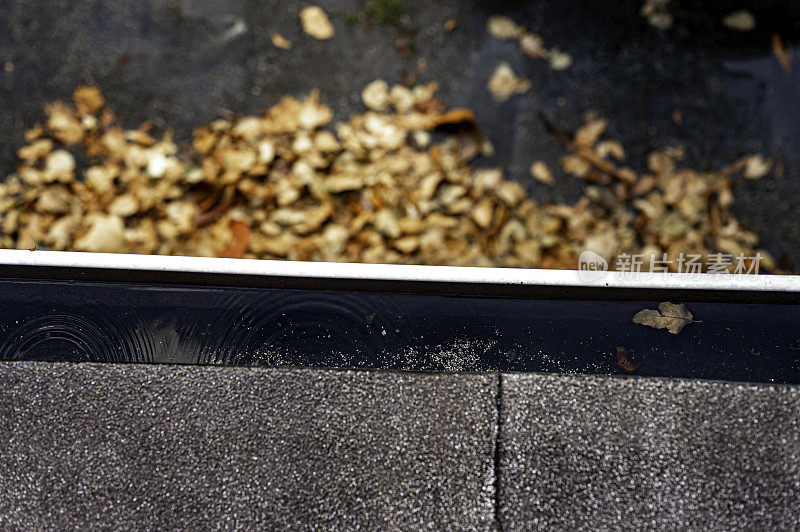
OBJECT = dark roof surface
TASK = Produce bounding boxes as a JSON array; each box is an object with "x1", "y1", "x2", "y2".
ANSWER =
[{"x1": 2, "y1": 0, "x2": 800, "y2": 267}]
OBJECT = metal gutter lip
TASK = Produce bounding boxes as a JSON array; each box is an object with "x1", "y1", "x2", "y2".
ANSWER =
[{"x1": 0, "y1": 249, "x2": 797, "y2": 293}]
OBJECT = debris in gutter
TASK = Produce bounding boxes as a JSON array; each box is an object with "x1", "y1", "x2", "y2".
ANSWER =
[
  {"x1": 633, "y1": 302, "x2": 694, "y2": 334},
  {"x1": 616, "y1": 346, "x2": 641, "y2": 372}
]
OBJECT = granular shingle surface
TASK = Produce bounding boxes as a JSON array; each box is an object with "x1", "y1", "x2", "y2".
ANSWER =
[
  {"x1": 0, "y1": 362, "x2": 497, "y2": 530},
  {"x1": 3, "y1": 361, "x2": 800, "y2": 530},
  {"x1": 499, "y1": 373, "x2": 800, "y2": 530}
]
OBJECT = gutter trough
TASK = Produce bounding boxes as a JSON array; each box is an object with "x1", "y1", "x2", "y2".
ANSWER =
[{"x1": 1, "y1": 250, "x2": 799, "y2": 383}]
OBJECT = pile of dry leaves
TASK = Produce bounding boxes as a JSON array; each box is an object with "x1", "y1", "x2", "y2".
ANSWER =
[{"x1": 0, "y1": 83, "x2": 775, "y2": 271}]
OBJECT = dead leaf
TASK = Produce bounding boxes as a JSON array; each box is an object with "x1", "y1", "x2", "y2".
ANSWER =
[
  {"x1": 530, "y1": 161, "x2": 555, "y2": 186},
  {"x1": 300, "y1": 5, "x2": 334, "y2": 40},
  {"x1": 519, "y1": 33, "x2": 546, "y2": 59},
  {"x1": 361, "y1": 79, "x2": 389, "y2": 111},
  {"x1": 73, "y1": 86, "x2": 105, "y2": 115},
  {"x1": 723, "y1": 10, "x2": 755, "y2": 32},
  {"x1": 428, "y1": 108, "x2": 476, "y2": 128},
  {"x1": 641, "y1": 0, "x2": 673, "y2": 29},
  {"x1": 0, "y1": 81, "x2": 779, "y2": 273},
  {"x1": 271, "y1": 33, "x2": 292, "y2": 50},
  {"x1": 443, "y1": 19, "x2": 459, "y2": 33},
  {"x1": 218, "y1": 221, "x2": 251, "y2": 258},
  {"x1": 743, "y1": 154, "x2": 772, "y2": 179},
  {"x1": 772, "y1": 34, "x2": 792, "y2": 75},
  {"x1": 633, "y1": 302, "x2": 693, "y2": 334},
  {"x1": 487, "y1": 62, "x2": 531, "y2": 102},
  {"x1": 486, "y1": 15, "x2": 522, "y2": 40},
  {"x1": 574, "y1": 118, "x2": 608, "y2": 148},
  {"x1": 195, "y1": 186, "x2": 234, "y2": 227},
  {"x1": 547, "y1": 48, "x2": 573, "y2": 71},
  {"x1": 616, "y1": 346, "x2": 641, "y2": 372}
]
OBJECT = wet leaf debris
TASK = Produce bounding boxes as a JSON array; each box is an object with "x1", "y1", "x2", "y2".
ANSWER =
[{"x1": 0, "y1": 83, "x2": 777, "y2": 271}]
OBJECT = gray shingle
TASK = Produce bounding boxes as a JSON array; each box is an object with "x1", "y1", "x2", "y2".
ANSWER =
[
  {"x1": 499, "y1": 373, "x2": 800, "y2": 530},
  {"x1": 0, "y1": 362, "x2": 497, "y2": 530}
]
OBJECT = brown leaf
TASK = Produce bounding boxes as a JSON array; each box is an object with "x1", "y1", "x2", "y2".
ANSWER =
[
  {"x1": 616, "y1": 346, "x2": 641, "y2": 372},
  {"x1": 195, "y1": 186, "x2": 235, "y2": 227},
  {"x1": 271, "y1": 33, "x2": 292, "y2": 50},
  {"x1": 428, "y1": 108, "x2": 476, "y2": 128},
  {"x1": 73, "y1": 86, "x2": 105, "y2": 115},
  {"x1": 743, "y1": 154, "x2": 772, "y2": 179},
  {"x1": 300, "y1": 6, "x2": 334, "y2": 40},
  {"x1": 574, "y1": 119, "x2": 607, "y2": 148},
  {"x1": 487, "y1": 62, "x2": 530, "y2": 102},
  {"x1": 218, "y1": 221, "x2": 250, "y2": 258},
  {"x1": 772, "y1": 34, "x2": 792, "y2": 75},
  {"x1": 486, "y1": 16, "x2": 522, "y2": 40},
  {"x1": 633, "y1": 302, "x2": 693, "y2": 334},
  {"x1": 530, "y1": 161, "x2": 555, "y2": 186}
]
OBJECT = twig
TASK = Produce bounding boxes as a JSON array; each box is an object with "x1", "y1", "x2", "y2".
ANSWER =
[{"x1": 538, "y1": 112, "x2": 636, "y2": 183}]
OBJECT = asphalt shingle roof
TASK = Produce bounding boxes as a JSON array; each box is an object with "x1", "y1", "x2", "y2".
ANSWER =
[
  {"x1": 1, "y1": 362, "x2": 799, "y2": 529},
  {"x1": 0, "y1": 362, "x2": 497, "y2": 530}
]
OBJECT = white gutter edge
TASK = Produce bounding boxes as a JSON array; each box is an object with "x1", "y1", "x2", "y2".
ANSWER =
[{"x1": 0, "y1": 249, "x2": 797, "y2": 292}]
